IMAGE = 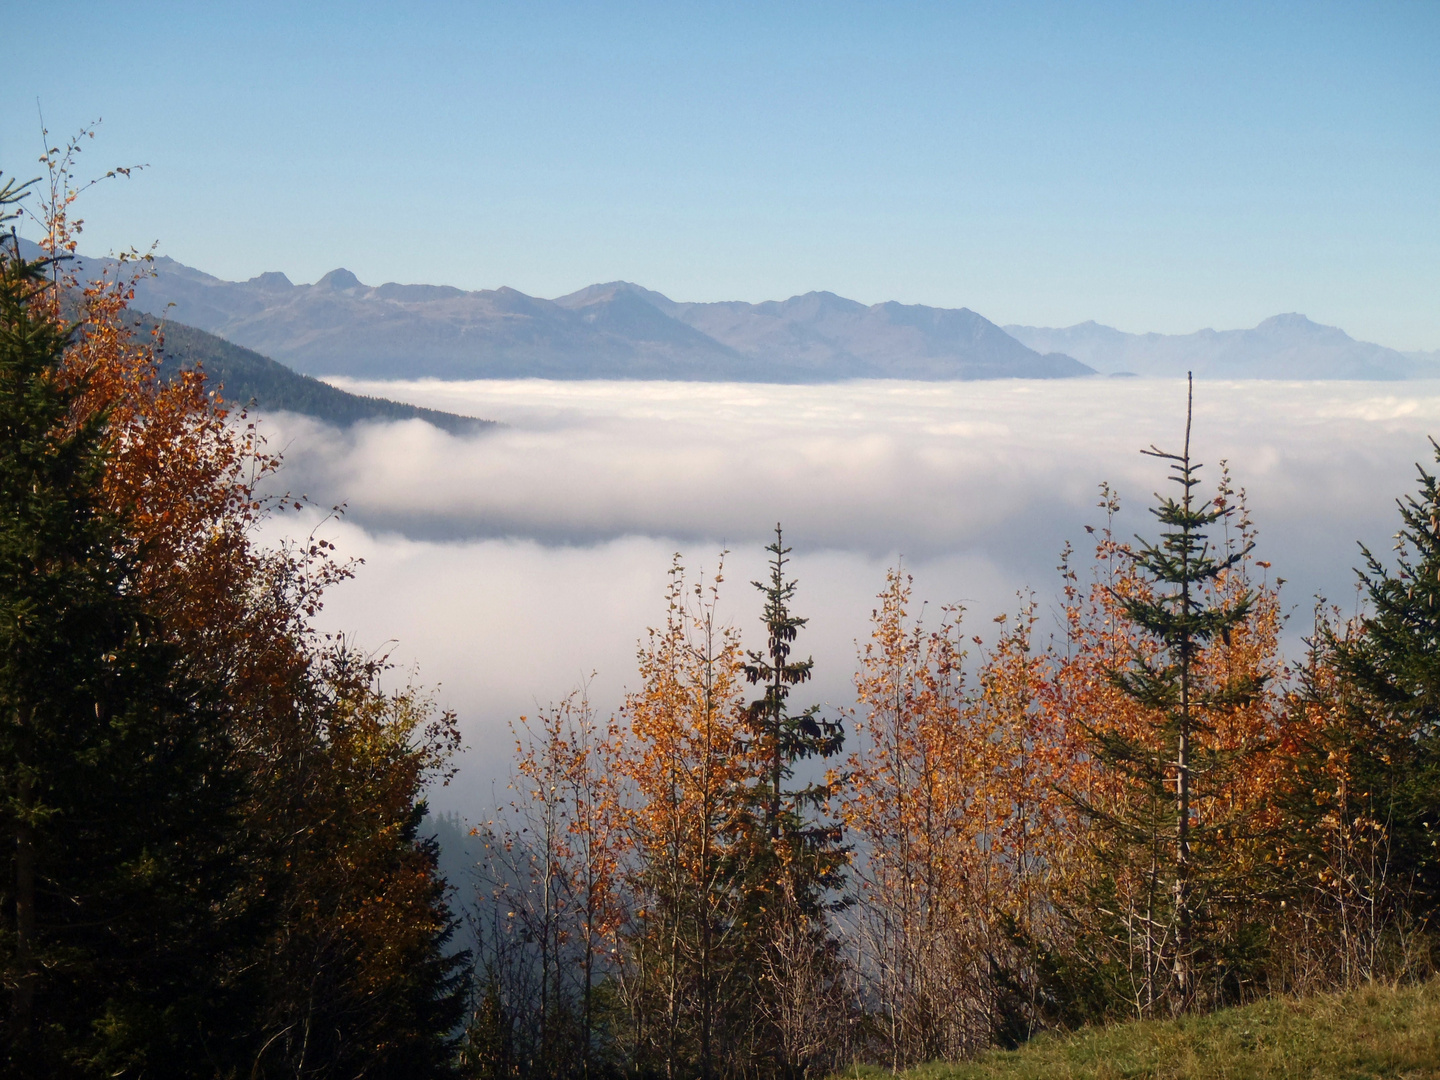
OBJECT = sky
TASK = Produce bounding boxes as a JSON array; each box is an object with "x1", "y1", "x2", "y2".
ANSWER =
[
  {"x1": 5, "y1": 1, "x2": 1439, "y2": 348},
  {"x1": 244, "y1": 377, "x2": 1440, "y2": 816}
]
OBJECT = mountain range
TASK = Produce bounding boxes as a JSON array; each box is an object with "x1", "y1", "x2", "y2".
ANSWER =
[
  {"x1": 116, "y1": 256, "x2": 1089, "y2": 381},
  {"x1": 22, "y1": 239, "x2": 1440, "y2": 384}
]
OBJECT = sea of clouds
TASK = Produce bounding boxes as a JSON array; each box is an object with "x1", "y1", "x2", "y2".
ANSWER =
[{"x1": 252, "y1": 377, "x2": 1440, "y2": 817}]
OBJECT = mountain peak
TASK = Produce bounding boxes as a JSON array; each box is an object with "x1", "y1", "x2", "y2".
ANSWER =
[
  {"x1": 315, "y1": 268, "x2": 363, "y2": 291},
  {"x1": 1252, "y1": 313, "x2": 1355, "y2": 344},
  {"x1": 553, "y1": 281, "x2": 676, "y2": 311},
  {"x1": 1255, "y1": 312, "x2": 1315, "y2": 330},
  {"x1": 248, "y1": 271, "x2": 293, "y2": 290}
]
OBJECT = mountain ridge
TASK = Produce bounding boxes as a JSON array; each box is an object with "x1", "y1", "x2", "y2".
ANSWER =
[
  {"x1": 1005, "y1": 315, "x2": 1440, "y2": 380},
  {"x1": 103, "y1": 255, "x2": 1093, "y2": 382},
  {"x1": 150, "y1": 318, "x2": 495, "y2": 433},
  {"x1": 22, "y1": 237, "x2": 1436, "y2": 382}
]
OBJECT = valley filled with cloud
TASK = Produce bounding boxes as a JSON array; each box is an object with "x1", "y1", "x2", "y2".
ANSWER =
[{"x1": 253, "y1": 376, "x2": 1440, "y2": 816}]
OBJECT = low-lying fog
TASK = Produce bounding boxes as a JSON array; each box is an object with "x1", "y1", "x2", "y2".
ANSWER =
[{"x1": 253, "y1": 377, "x2": 1440, "y2": 817}]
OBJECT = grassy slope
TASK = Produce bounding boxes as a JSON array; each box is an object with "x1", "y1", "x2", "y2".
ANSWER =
[{"x1": 840, "y1": 981, "x2": 1440, "y2": 1080}]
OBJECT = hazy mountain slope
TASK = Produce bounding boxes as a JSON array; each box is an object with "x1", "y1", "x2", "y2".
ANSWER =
[
  {"x1": 558, "y1": 283, "x2": 1092, "y2": 379},
  {"x1": 6, "y1": 239, "x2": 742, "y2": 381},
  {"x1": 555, "y1": 285, "x2": 872, "y2": 377},
  {"x1": 1005, "y1": 315, "x2": 1440, "y2": 379},
  {"x1": 123, "y1": 260, "x2": 767, "y2": 380},
  {"x1": 152, "y1": 318, "x2": 494, "y2": 433},
  {"x1": 11, "y1": 237, "x2": 492, "y2": 428},
  {"x1": 20, "y1": 237, "x2": 1436, "y2": 383}
]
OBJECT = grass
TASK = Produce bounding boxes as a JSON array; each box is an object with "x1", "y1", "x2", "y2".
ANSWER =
[{"x1": 836, "y1": 980, "x2": 1440, "y2": 1079}]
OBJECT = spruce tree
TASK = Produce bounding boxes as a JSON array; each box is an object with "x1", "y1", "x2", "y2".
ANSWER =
[
  {"x1": 0, "y1": 178, "x2": 243, "y2": 1076},
  {"x1": 740, "y1": 526, "x2": 848, "y2": 1077},
  {"x1": 1328, "y1": 440, "x2": 1440, "y2": 922},
  {"x1": 1091, "y1": 376, "x2": 1257, "y2": 1010},
  {"x1": 742, "y1": 525, "x2": 846, "y2": 909}
]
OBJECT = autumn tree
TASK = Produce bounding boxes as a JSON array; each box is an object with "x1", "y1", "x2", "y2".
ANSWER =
[
  {"x1": 466, "y1": 689, "x2": 626, "y2": 1079},
  {"x1": 244, "y1": 650, "x2": 467, "y2": 1079},
  {"x1": 845, "y1": 569, "x2": 986, "y2": 1064},
  {"x1": 4, "y1": 136, "x2": 470, "y2": 1076},
  {"x1": 968, "y1": 597, "x2": 1083, "y2": 1045},
  {"x1": 0, "y1": 174, "x2": 249, "y2": 1076},
  {"x1": 615, "y1": 555, "x2": 754, "y2": 1079}
]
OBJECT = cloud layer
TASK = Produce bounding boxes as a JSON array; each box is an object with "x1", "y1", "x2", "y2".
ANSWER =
[{"x1": 255, "y1": 377, "x2": 1440, "y2": 814}]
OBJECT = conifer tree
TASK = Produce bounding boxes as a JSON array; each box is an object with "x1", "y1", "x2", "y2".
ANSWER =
[
  {"x1": 742, "y1": 525, "x2": 845, "y2": 891},
  {"x1": 3, "y1": 156, "x2": 470, "y2": 1075},
  {"x1": 0, "y1": 177, "x2": 245, "y2": 1075},
  {"x1": 740, "y1": 526, "x2": 848, "y2": 1077},
  {"x1": 1088, "y1": 376, "x2": 1259, "y2": 1009},
  {"x1": 1326, "y1": 440, "x2": 1440, "y2": 923}
]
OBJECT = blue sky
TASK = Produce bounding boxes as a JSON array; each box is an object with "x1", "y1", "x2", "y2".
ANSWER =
[{"x1": 5, "y1": 1, "x2": 1438, "y2": 347}]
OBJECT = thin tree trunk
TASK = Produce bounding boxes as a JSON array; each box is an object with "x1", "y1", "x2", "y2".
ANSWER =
[
  {"x1": 12, "y1": 707, "x2": 36, "y2": 1039},
  {"x1": 1174, "y1": 374, "x2": 1194, "y2": 1003}
]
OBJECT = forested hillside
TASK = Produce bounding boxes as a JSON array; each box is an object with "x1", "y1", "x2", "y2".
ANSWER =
[
  {"x1": 151, "y1": 317, "x2": 494, "y2": 432},
  {"x1": 18, "y1": 237, "x2": 494, "y2": 431}
]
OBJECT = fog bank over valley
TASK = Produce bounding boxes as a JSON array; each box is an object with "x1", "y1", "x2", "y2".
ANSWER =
[{"x1": 248, "y1": 377, "x2": 1440, "y2": 817}]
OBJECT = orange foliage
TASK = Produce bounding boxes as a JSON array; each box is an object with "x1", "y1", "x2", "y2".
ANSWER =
[
  {"x1": 844, "y1": 569, "x2": 993, "y2": 1060},
  {"x1": 1036, "y1": 481, "x2": 1289, "y2": 1014},
  {"x1": 26, "y1": 130, "x2": 464, "y2": 1072},
  {"x1": 614, "y1": 555, "x2": 754, "y2": 1072}
]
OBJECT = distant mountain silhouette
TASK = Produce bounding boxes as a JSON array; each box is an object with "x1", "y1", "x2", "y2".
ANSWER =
[
  {"x1": 554, "y1": 283, "x2": 1084, "y2": 380},
  {"x1": 1005, "y1": 315, "x2": 1440, "y2": 380},
  {"x1": 94, "y1": 254, "x2": 1091, "y2": 382},
  {"x1": 1406, "y1": 348, "x2": 1440, "y2": 368}
]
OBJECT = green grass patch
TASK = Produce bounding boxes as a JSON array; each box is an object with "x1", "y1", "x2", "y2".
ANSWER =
[{"x1": 836, "y1": 980, "x2": 1440, "y2": 1079}]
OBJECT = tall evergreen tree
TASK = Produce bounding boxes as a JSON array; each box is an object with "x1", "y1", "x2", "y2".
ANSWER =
[
  {"x1": 1327, "y1": 439, "x2": 1440, "y2": 923},
  {"x1": 1086, "y1": 376, "x2": 1259, "y2": 1010},
  {"x1": 742, "y1": 525, "x2": 846, "y2": 909},
  {"x1": 0, "y1": 178, "x2": 245, "y2": 1076},
  {"x1": 740, "y1": 527, "x2": 848, "y2": 1077},
  {"x1": 2, "y1": 145, "x2": 471, "y2": 1075}
]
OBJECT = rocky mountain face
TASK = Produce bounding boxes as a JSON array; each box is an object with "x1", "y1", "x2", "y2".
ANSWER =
[
  {"x1": 1005, "y1": 315, "x2": 1440, "y2": 380},
  {"x1": 112, "y1": 256, "x2": 1091, "y2": 381}
]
